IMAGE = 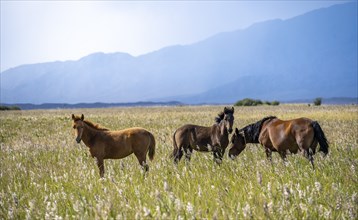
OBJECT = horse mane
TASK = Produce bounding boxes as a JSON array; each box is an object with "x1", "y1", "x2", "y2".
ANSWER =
[
  {"x1": 73, "y1": 115, "x2": 109, "y2": 131},
  {"x1": 83, "y1": 120, "x2": 109, "y2": 131},
  {"x1": 240, "y1": 116, "x2": 277, "y2": 143},
  {"x1": 215, "y1": 112, "x2": 225, "y2": 124}
]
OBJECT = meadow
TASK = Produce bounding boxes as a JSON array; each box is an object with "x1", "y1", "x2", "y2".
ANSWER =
[{"x1": 0, "y1": 105, "x2": 357, "y2": 219}]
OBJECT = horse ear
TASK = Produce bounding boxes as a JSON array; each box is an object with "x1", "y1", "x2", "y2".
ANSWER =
[
  {"x1": 235, "y1": 128, "x2": 239, "y2": 134},
  {"x1": 231, "y1": 107, "x2": 234, "y2": 113},
  {"x1": 224, "y1": 107, "x2": 228, "y2": 114},
  {"x1": 81, "y1": 114, "x2": 84, "y2": 121},
  {"x1": 72, "y1": 114, "x2": 75, "y2": 120}
]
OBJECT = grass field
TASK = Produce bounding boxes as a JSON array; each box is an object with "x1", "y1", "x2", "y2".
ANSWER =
[{"x1": 1, "y1": 105, "x2": 357, "y2": 219}]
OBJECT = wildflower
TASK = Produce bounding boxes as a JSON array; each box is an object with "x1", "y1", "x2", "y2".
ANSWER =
[
  {"x1": 336, "y1": 197, "x2": 342, "y2": 210},
  {"x1": 283, "y1": 185, "x2": 291, "y2": 200},
  {"x1": 314, "y1": 182, "x2": 322, "y2": 192},
  {"x1": 332, "y1": 182, "x2": 338, "y2": 191},
  {"x1": 299, "y1": 203, "x2": 308, "y2": 213},
  {"x1": 175, "y1": 198, "x2": 182, "y2": 210},
  {"x1": 73, "y1": 200, "x2": 79, "y2": 212},
  {"x1": 198, "y1": 185, "x2": 202, "y2": 197},
  {"x1": 298, "y1": 188, "x2": 305, "y2": 199},
  {"x1": 135, "y1": 211, "x2": 140, "y2": 220},
  {"x1": 143, "y1": 207, "x2": 151, "y2": 217},
  {"x1": 156, "y1": 205, "x2": 161, "y2": 216},
  {"x1": 155, "y1": 190, "x2": 161, "y2": 200},
  {"x1": 308, "y1": 196, "x2": 313, "y2": 205},
  {"x1": 352, "y1": 192, "x2": 357, "y2": 204},
  {"x1": 324, "y1": 209, "x2": 332, "y2": 219},
  {"x1": 267, "y1": 182, "x2": 271, "y2": 192},
  {"x1": 267, "y1": 202, "x2": 273, "y2": 212},
  {"x1": 164, "y1": 181, "x2": 170, "y2": 192},
  {"x1": 263, "y1": 202, "x2": 269, "y2": 214},
  {"x1": 257, "y1": 171, "x2": 262, "y2": 185},
  {"x1": 187, "y1": 202, "x2": 194, "y2": 215},
  {"x1": 242, "y1": 203, "x2": 251, "y2": 218}
]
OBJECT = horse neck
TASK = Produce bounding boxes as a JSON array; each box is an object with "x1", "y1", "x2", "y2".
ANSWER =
[
  {"x1": 242, "y1": 126, "x2": 259, "y2": 144},
  {"x1": 215, "y1": 121, "x2": 228, "y2": 137},
  {"x1": 81, "y1": 123, "x2": 102, "y2": 147}
]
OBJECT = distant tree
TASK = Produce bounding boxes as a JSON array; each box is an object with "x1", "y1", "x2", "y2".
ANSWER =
[
  {"x1": 0, "y1": 105, "x2": 21, "y2": 111},
  {"x1": 265, "y1": 101, "x2": 272, "y2": 105},
  {"x1": 271, "y1": 101, "x2": 280, "y2": 106},
  {"x1": 235, "y1": 98, "x2": 261, "y2": 106},
  {"x1": 235, "y1": 98, "x2": 280, "y2": 106},
  {"x1": 313, "y1": 98, "x2": 322, "y2": 106}
]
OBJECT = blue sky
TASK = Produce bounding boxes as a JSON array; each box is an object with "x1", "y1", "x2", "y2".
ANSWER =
[{"x1": 0, "y1": 1, "x2": 348, "y2": 72}]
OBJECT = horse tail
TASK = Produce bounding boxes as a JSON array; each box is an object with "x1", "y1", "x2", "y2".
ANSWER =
[
  {"x1": 148, "y1": 132, "x2": 156, "y2": 161},
  {"x1": 171, "y1": 130, "x2": 179, "y2": 158},
  {"x1": 311, "y1": 121, "x2": 329, "y2": 156}
]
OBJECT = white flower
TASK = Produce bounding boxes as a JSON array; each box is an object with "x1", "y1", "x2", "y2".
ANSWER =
[
  {"x1": 198, "y1": 185, "x2": 202, "y2": 197},
  {"x1": 283, "y1": 185, "x2": 290, "y2": 200},
  {"x1": 187, "y1": 202, "x2": 194, "y2": 215},
  {"x1": 143, "y1": 207, "x2": 151, "y2": 217},
  {"x1": 164, "y1": 181, "x2": 170, "y2": 192},
  {"x1": 175, "y1": 198, "x2": 182, "y2": 210},
  {"x1": 242, "y1": 203, "x2": 251, "y2": 218},
  {"x1": 315, "y1": 182, "x2": 322, "y2": 192}
]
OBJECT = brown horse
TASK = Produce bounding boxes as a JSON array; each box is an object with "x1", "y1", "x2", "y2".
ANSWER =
[
  {"x1": 172, "y1": 107, "x2": 234, "y2": 164},
  {"x1": 229, "y1": 116, "x2": 329, "y2": 169},
  {"x1": 71, "y1": 114, "x2": 155, "y2": 177}
]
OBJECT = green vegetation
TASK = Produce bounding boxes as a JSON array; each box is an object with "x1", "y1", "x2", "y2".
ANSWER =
[
  {"x1": 0, "y1": 105, "x2": 357, "y2": 219},
  {"x1": 0, "y1": 105, "x2": 21, "y2": 111},
  {"x1": 235, "y1": 98, "x2": 280, "y2": 106}
]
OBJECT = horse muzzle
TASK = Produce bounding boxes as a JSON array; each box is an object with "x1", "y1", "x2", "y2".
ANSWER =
[
  {"x1": 76, "y1": 137, "x2": 81, "y2": 143},
  {"x1": 228, "y1": 128, "x2": 233, "y2": 134}
]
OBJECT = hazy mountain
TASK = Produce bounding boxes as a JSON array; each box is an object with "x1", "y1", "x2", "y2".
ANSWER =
[{"x1": 1, "y1": 2, "x2": 357, "y2": 104}]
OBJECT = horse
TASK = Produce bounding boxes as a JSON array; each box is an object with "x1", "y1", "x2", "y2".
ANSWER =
[
  {"x1": 71, "y1": 114, "x2": 155, "y2": 177},
  {"x1": 172, "y1": 107, "x2": 235, "y2": 164},
  {"x1": 228, "y1": 116, "x2": 329, "y2": 169}
]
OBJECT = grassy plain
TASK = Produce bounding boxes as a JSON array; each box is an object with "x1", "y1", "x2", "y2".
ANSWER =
[{"x1": 0, "y1": 105, "x2": 357, "y2": 219}]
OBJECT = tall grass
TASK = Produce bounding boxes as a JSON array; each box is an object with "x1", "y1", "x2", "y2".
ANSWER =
[{"x1": 1, "y1": 105, "x2": 357, "y2": 219}]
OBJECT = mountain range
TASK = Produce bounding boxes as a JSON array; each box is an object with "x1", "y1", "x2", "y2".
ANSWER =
[{"x1": 1, "y1": 2, "x2": 357, "y2": 104}]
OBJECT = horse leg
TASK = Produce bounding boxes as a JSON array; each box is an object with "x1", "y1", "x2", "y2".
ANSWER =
[
  {"x1": 279, "y1": 151, "x2": 287, "y2": 162},
  {"x1": 96, "y1": 157, "x2": 105, "y2": 178},
  {"x1": 134, "y1": 152, "x2": 149, "y2": 172},
  {"x1": 213, "y1": 148, "x2": 223, "y2": 164},
  {"x1": 184, "y1": 147, "x2": 193, "y2": 162},
  {"x1": 174, "y1": 146, "x2": 184, "y2": 164},
  {"x1": 265, "y1": 148, "x2": 272, "y2": 161},
  {"x1": 307, "y1": 148, "x2": 315, "y2": 170}
]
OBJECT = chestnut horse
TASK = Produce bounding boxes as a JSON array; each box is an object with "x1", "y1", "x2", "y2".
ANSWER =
[
  {"x1": 229, "y1": 116, "x2": 329, "y2": 169},
  {"x1": 172, "y1": 107, "x2": 234, "y2": 164},
  {"x1": 71, "y1": 114, "x2": 155, "y2": 177}
]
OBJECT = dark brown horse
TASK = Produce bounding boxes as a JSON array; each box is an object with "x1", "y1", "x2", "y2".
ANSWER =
[
  {"x1": 172, "y1": 107, "x2": 234, "y2": 164},
  {"x1": 229, "y1": 116, "x2": 329, "y2": 169},
  {"x1": 71, "y1": 114, "x2": 155, "y2": 177}
]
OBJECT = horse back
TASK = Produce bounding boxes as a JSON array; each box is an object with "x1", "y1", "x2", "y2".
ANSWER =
[
  {"x1": 103, "y1": 127, "x2": 153, "y2": 159},
  {"x1": 260, "y1": 117, "x2": 315, "y2": 152},
  {"x1": 174, "y1": 124, "x2": 213, "y2": 150}
]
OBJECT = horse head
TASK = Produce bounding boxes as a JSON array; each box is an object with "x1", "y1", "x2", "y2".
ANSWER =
[
  {"x1": 72, "y1": 114, "x2": 85, "y2": 143},
  {"x1": 228, "y1": 128, "x2": 246, "y2": 159},
  {"x1": 223, "y1": 106, "x2": 235, "y2": 134}
]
